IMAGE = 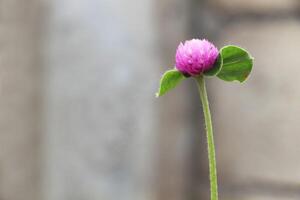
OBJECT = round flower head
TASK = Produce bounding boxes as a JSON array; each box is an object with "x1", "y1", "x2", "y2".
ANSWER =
[{"x1": 175, "y1": 39, "x2": 219, "y2": 76}]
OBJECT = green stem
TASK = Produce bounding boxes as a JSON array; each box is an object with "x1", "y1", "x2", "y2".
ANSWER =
[{"x1": 195, "y1": 75, "x2": 218, "y2": 200}]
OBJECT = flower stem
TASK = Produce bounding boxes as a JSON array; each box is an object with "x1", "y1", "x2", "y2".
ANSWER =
[{"x1": 195, "y1": 75, "x2": 218, "y2": 200}]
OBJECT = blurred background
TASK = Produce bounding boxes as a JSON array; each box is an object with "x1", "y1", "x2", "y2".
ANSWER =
[{"x1": 1, "y1": 0, "x2": 300, "y2": 200}]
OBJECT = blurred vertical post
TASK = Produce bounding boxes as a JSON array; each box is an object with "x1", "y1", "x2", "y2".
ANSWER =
[
  {"x1": 155, "y1": 0, "x2": 197, "y2": 200},
  {"x1": 0, "y1": 0, "x2": 41, "y2": 200},
  {"x1": 42, "y1": 0, "x2": 163, "y2": 200}
]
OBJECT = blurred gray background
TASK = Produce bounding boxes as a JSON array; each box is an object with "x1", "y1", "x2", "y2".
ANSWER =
[{"x1": 0, "y1": 0, "x2": 300, "y2": 200}]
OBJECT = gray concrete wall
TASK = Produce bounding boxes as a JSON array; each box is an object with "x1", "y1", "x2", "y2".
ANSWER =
[
  {"x1": 212, "y1": 20, "x2": 300, "y2": 200},
  {"x1": 202, "y1": 1, "x2": 300, "y2": 200}
]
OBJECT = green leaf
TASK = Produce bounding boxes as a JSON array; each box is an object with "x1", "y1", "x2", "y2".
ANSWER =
[
  {"x1": 156, "y1": 69, "x2": 185, "y2": 97},
  {"x1": 204, "y1": 54, "x2": 223, "y2": 76},
  {"x1": 217, "y1": 45, "x2": 253, "y2": 83}
]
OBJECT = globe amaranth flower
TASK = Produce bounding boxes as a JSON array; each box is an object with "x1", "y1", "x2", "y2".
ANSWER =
[{"x1": 175, "y1": 39, "x2": 219, "y2": 76}]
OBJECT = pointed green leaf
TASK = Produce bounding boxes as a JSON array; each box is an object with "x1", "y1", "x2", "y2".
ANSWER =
[
  {"x1": 204, "y1": 54, "x2": 223, "y2": 76},
  {"x1": 156, "y1": 69, "x2": 185, "y2": 97},
  {"x1": 217, "y1": 45, "x2": 253, "y2": 83}
]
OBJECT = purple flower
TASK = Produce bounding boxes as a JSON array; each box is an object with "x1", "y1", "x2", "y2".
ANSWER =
[{"x1": 175, "y1": 39, "x2": 219, "y2": 76}]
